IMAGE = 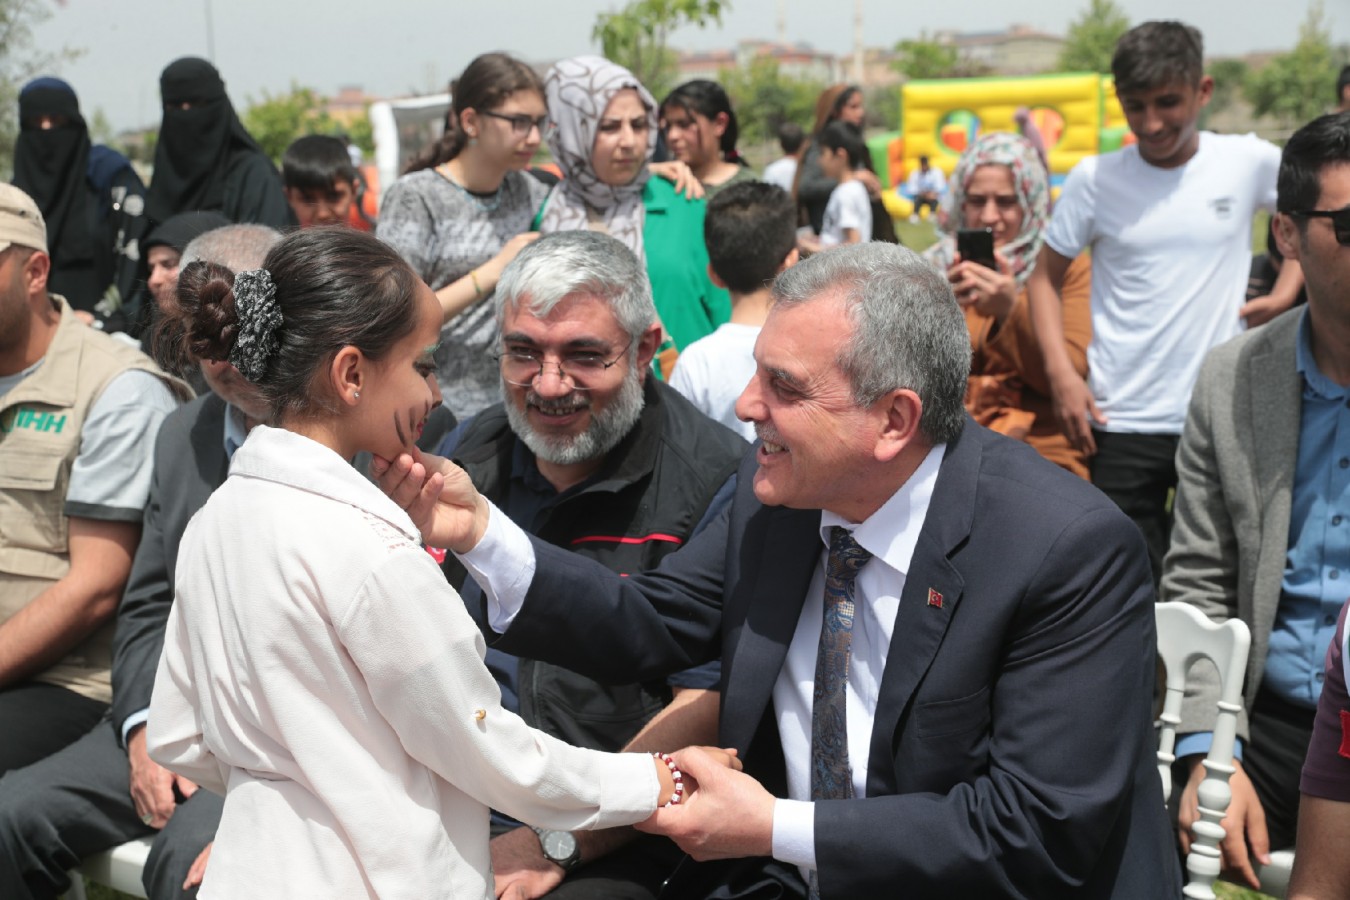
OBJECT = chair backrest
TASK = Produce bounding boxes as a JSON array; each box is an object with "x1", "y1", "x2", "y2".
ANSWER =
[{"x1": 1155, "y1": 601, "x2": 1251, "y2": 899}]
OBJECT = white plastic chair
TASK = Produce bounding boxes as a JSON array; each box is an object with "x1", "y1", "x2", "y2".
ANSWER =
[
  {"x1": 1155, "y1": 601, "x2": 1251, "y2": 900},
  {"x1": 63, "y1": 836, "x2": 153, "y2": 899}
]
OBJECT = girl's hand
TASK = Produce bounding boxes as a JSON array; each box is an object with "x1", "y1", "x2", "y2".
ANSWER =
[{"x1": 648, "y1": 160, "x2": 705, "y2": 199}]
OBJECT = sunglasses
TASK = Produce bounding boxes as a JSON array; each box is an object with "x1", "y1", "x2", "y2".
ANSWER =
[{"x1": 1290, "y1": 207, "x2": 1350, "y2": 245}]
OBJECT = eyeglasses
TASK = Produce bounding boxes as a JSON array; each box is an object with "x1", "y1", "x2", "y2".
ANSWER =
[
  {"x1": 1289, "y1": 208, "x2": 1350, "y2": 246},
  {"x1": 480, "y1": 110, "x2": 550, "y2": 137},
  {"x1": 494, "y1": 340, "x2": 633, "y2": 389},
  {"x1": 962, "y1": 194, "x2": 1021, "y2": 212}
]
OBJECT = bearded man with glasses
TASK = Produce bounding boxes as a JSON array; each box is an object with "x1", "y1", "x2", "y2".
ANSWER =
[{"x1": 433, "y1": 229, "x2": 747, "y2": 900}]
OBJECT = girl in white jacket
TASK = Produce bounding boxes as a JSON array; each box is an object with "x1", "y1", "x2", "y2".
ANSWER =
[{"x1": 147, "y1": 228, "x2": 688, "y2": 899}]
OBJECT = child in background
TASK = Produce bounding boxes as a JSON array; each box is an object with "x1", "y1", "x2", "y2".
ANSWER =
[
  {"x1": 670, "y1": 182, "x2": 797, "y2": 440},
  {"x1": 762, "y1": 122, "x2": 804, "y2": 193},
  {"x1": 799, "y1": 120, "x2": 871, "y2": 253},
  {"x1": 281, "y1": 134, "x2": 360, "y2": 229}
]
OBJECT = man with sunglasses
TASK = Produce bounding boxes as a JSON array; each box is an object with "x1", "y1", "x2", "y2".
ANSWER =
[
  {"x1": 1161, "y1": 110, "x2": 1350, "y2": 894},
  {"x1": 435, "y1": 230, "x2": 747, "y2": 900}
]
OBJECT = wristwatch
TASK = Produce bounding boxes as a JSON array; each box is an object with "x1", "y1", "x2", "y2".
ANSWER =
[{"x1": 531, "y1": 826, "x2": 581, "y2": 871}]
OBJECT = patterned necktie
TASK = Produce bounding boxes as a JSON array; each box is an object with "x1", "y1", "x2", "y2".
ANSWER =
[{"x1": 810, "y1": 526, "x2": 873, "y2": 802}]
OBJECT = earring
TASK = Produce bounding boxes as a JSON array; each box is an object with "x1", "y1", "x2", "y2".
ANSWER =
[{"x1": 353, "y1": 390, "x2": 360, "y2": 399}]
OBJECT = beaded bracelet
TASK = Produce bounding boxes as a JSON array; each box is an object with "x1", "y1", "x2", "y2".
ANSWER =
[{"x1": 652, "y1": 751, "x2": 685, "y2": 807}]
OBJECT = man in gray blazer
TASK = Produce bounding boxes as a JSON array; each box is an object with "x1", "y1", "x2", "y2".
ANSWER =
[
  {"x1": 1162, "y1": 110, "x2": 1350, "y2": 894},
  {"x1": 0, "y1": 225, "x2": 277, "y2": 899}
]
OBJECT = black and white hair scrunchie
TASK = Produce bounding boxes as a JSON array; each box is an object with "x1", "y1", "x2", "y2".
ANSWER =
[{"x1": 229, "y1": 268, "x2": 283, "y2": 382}]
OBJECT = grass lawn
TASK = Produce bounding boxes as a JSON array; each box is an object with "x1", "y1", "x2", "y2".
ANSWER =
[
  {"x1": 1216, "y1": 881, "x2": 1280, "y2": 900},
  {"x1": 85, "y1": 883, "x2": 136, "y2": 900}
]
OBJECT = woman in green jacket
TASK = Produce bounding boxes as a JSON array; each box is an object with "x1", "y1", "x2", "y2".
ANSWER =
[{"x1": 536, "y1": 56, "x2": 729, "y2": 366}]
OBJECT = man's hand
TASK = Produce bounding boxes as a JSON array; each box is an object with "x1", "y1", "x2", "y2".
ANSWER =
[
  {"x1": 1047, "y1": 369, "x2": 1105, "y2": 456},
  {"x1": 637, "y1": 747, "x2": 769, "y2": 861},
  {"x1": 491, "y1": 826, "x2": 564, "y2": 900},
  {"x1": 183, "y1": 841, "x2": 212, "y2": 890},
  {"x1": 369, "y1": 449, "x2": 489, "y2": 553},
  {"x1": 1179, "y1": 757, "x2": 1270, "y2": 890},
  {"x1": 127, "y1": 724, "x2": 197, "y2": 830}
]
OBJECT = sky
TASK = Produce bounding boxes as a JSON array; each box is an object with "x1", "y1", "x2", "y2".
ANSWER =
[{"x1": 32, "y1": 0, "x2": 1350, "y2": 132}]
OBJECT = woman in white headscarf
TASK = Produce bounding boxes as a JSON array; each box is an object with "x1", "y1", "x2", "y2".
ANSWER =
[
  {"x1": 925, "y1": 131, "x2": 1092, "y2": 478},
  {"x1": 536, "y1": 56, "x2": 728, "y2": 369}
]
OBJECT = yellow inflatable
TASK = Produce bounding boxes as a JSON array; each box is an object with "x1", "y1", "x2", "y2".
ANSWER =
[{"x1": 886, "y1": 73, "x2": 1137, "y2": 205}]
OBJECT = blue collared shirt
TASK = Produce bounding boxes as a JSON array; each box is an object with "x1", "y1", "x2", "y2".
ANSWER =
[{"x1": 1264, "y1": 310, "x2": 1350, "y2": 709}]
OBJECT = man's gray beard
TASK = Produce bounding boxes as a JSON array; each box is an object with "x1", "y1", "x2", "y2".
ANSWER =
[{"x1": 503, "y1": 369, "x2": 645, "y2": 467}]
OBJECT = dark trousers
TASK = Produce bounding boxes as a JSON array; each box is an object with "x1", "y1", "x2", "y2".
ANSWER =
[
  {"x1": 0, "y1": 718, "x2": 223, "y2": 900},
  {"x1": 1089, "y1": 430, "x2": 1180, "y2": 584},
  {"x1": 0, "y1": 682, "x2": 107, "y2": 776},
  {"x1": 1245, "y1": 686, "x2": 1317, "y2": 852}
]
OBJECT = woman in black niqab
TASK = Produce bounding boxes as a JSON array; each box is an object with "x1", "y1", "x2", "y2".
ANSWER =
[
  {"x1": 12, "y1": 78, "x2": 100, "y2": 305},
  {"x1": 145, "y1": 58, "x2": 277, "y2": 225}
]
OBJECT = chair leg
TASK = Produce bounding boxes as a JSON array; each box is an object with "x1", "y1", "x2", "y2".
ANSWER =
[{"x1": 62, "y1": 872, "x2": 89, "y2": 900}]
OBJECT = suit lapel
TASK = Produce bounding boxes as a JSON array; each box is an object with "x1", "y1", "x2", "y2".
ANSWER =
[
  {"x1": 1245, "y1": 313, "x2": 1301, "y2": 640},
  {"x1": 865, "y1": 428, "x2": 976, "y2": 795},
  {"x1": 721, "y1": 505, "x2": 820, "y2": 753},
  {"x1": 1248, "y1": 315, "x2": 1301, "y2": 513}
]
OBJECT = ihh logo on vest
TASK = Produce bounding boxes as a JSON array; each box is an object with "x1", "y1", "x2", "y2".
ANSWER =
[
  {"x1": 1210, "y1": 197, "x2": 1234, "y2": 220},
  {"x1": 0, "y1": 407, "x2": 67, "y2": 434}
]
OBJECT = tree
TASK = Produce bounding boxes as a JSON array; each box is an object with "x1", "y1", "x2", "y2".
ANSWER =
[
  {"x1": 719, "y1": 55, "x2": 822, "y2": 150},
  {"x1": 0, "y1": 0, "x2": 81, "y2": 178},
  {"x1": 1205, "y1": 58, "x2": 1249, "y2": 118},
  {"x1": 1057, "y1": 0, "x2": 1130, "y2": 74},
  {"x1": 242, "y1": 84, "x2": 374, "y2": 165},
  {"x1": 593, "y1": 0, "x2": 726, "y2": 101},
  {"x1": 891, "y1": 35, "x2": 959, "y2": 81},
  {"x1": 1244, "y1": 1, "x2": 1341, "y2": 125}
]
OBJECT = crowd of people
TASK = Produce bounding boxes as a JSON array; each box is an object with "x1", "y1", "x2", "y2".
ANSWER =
[{"x1": 2, "y1": 17, "x2": 1350, "y2": 900}]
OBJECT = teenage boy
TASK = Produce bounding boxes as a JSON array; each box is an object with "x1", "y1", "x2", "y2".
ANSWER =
[
  {"x1": 798, "y1": 121, "x2": 871, "y2": 254},
  {"x1": 670, "y1": 181, "x2": 798, "y2": 440},
  {"x1": 281, "y1": 135, "x2": 360, "y2": 229},
  {"x1": 1026, "y1": 20, "x2": 1303, "y2": 579}
]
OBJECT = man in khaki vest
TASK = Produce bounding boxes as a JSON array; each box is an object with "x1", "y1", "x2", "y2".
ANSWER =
[{"x1": 0, "y1": 183, "x2": 188, "y2": 775}]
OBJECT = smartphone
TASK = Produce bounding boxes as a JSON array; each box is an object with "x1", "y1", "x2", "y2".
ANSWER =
[{"x1": 957, "y1": 228, "x2": 996, "y2": 270}]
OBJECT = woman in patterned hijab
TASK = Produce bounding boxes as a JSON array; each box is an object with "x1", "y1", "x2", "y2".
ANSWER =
[
  {"x1": 539, "y1": 56, "x2": 657, "y2": 258},
  {"x1": 924, "y1": 131, "x2": 1093, "y2": 479},
  {"x1": 537, "y1": 56, "x2": 728, "y2": 359}
]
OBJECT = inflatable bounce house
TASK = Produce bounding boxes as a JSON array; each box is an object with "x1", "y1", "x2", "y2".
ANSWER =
[{"x1": 877, "y1": 73, "x2": 1136, "y2": 221}]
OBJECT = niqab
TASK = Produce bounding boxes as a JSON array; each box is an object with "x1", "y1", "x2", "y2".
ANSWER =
[
  {"x1": 146, "y1": 58, "x2": 267, "y2": 223},
  {"x1": 13, "y1": 78, "x2": 96, "y2": 273}
]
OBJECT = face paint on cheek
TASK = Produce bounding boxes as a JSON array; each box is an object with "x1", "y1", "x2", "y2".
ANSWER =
[{"x1": 394, "y1": 413, "x2": 408, "y2": 449}]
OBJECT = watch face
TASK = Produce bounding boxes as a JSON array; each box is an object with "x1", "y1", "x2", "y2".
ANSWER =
[{"x1": 542, "y1": 829, "x2": 577, "y2": 863}]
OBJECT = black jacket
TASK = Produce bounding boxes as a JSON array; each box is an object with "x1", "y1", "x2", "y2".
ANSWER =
[{"x1": 446, "y1": 378, "x2": 746, "y2": 751}]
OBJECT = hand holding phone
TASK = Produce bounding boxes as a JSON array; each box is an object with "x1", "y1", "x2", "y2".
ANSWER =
[{"x1": 956, "y1": 228, "x2": 996, "y2": 270}]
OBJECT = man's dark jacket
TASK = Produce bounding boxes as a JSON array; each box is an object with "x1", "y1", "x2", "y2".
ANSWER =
[{"x1": 445, "y1": 378, "x2": 747, "y2": 752}]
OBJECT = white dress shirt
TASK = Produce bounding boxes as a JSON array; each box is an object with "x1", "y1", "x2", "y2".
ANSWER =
[{"x1": 471, "y1": 443, "x2": 946, "y2": 882}]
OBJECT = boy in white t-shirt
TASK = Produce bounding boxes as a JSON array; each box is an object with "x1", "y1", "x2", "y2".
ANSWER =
[
  {"x1": 670, "y1": 181, "x2": 798, "y2": 440},
  {"x1": 799, "y1": 121, "x2": 871, "y2": 254},
  {"x1": 1026, "y1": 20, "x2": 1303, "y2": 580}
]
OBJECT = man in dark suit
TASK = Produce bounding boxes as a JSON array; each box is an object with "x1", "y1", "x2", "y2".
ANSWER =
[
  {"x1": 378, "y1": 241, "x2": 1180, "y2": 898},
  {"x1": 0, "y1": 225, "x2": 277, "y2": 900}
]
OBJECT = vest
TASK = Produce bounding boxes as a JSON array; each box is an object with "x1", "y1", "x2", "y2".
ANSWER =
[
  {"x1": 0, "y1": 295, "x2": 191, "y2": 701},
  {"x1": 448, "y1": 379, "x2": 746, "y2": 751}
]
